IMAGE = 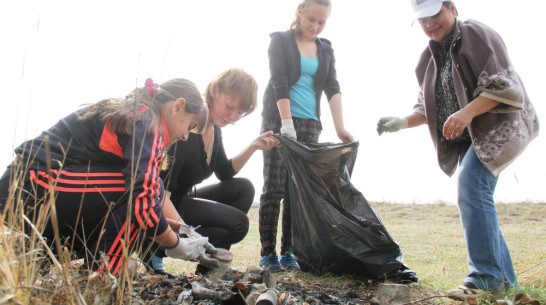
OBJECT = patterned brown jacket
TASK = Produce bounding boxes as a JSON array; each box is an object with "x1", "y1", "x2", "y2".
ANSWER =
[{"x1": 413, "y1": 19, "x2": 539, "y2": 176}]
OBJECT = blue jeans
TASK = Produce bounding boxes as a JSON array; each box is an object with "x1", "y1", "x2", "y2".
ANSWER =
[{"x1": 458, "y1": 145, "x2": 517, "y2": 292}]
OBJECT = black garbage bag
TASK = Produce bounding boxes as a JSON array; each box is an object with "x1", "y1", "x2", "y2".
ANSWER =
[{"x1": 276, "y1": 137, "x2": 417, "y2": 283}]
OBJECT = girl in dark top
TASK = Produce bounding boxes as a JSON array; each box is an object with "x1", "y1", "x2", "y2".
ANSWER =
[
  {"x1": 153, "y1": 68, "x2": 280, "y2": 275},
  {"x1": 259, "y1": 0, "x2": 353, "y2": 272},
  {"x1": 0, "y1": 78, "x2": 209, "y2": 276}
]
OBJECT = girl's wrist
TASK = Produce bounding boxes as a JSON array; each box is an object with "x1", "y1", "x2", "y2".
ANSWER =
[{"x1": 162, "y1": 234, "x2": 180, "y2": 250}]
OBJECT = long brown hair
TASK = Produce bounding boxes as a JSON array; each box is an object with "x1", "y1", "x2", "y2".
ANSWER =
[{"x1": 81, "y1": 78, "x2": 208, "y2": 135}]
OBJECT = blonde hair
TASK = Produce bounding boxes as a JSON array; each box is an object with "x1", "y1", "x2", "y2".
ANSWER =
[
  {"x1": 290, "y1": 0, "x2": 332, "y2": 35},
  {"x1": 82, "y1": 78, "x2": 208, "y2": 135},
  {"x1": 204, "y1": 68, "x2": 258, "y2": 117}
]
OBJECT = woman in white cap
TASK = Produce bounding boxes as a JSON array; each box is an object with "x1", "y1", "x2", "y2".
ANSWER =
[{"x1": 376, "y1": 0, "x2": 539, "y2": 300}]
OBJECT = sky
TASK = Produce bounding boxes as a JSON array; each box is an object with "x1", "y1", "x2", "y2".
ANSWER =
[{"x1": 1, "y1": 0, "x2": 544, "y2": 205}]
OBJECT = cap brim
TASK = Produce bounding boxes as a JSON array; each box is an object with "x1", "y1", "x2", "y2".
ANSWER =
[{"x1": 414, "y1": 2, "x2": 443, "y2": 20}]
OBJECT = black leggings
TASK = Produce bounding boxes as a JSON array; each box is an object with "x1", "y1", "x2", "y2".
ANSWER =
[{"x1": 173, "y1": 177, "x2": 254, "y2": 250}]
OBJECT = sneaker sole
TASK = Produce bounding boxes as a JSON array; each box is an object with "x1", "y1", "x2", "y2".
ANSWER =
[
  {"x1": 260, "y1": 265, "x2": 285, "y2": 273},
  {"x1": 282, "y1": 266, "x2": 300, "y2": 272}
]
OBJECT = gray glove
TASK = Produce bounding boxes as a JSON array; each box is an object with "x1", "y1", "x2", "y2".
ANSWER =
[
  {"x1": 377, "y1": 117, "x2": 408, "y2": 135},
  {"x1": 164, "y1": 235, "x2": 208, "y2": 261},
  {"x1": 280, "y1": 119, "x2": 297, "y2": 141}
]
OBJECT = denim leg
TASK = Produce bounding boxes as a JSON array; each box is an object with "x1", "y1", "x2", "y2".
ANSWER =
[
  {"x1": 499, "y1": 231, "x2": 518, "y2": 290},
  {"x1": 457, "y1": 145, "x2": 516, "y2": 291}
]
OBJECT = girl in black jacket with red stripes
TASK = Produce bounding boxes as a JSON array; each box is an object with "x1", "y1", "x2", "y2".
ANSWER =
[{"x1": 0, "y1": 78, "x2": 208, "y2": 276}]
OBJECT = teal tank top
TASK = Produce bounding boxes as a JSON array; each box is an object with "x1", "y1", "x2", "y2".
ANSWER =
[{"x1": 290, "y1": 55, "x2": 319, "y2": 120}]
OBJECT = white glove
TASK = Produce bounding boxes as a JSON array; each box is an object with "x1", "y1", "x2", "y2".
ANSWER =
[
  {"x1": 377, "y1": 117, "x2": 408, "y2": 135},
  {"x1": 164, "y1": 235, "x2": 208, "y2": 261},
  {"x1": 280, "y1": 119, "x2": 297, "y2": 141}
]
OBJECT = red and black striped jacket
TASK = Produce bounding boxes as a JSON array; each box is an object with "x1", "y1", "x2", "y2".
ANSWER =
[{"x1": 12, "y1": 105, "x2": 171, "y2": 233}]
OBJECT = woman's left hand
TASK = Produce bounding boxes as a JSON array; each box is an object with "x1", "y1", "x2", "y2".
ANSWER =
[
  {"x1": 443, "y1": 96, "x2": 500, "y2": 140},
  {"x1": 443, "y1": 110, "x2": 472, "y2": 140}
]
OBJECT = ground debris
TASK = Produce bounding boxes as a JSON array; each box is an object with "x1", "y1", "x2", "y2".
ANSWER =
[
  {"x1": 275, "y1": 281, "x2": 374, "y2": 305},
  {"x1": 128, "y1": 266, "x2": 378, "y2": 305},
  {"x1": 191, "y1": 281, "x2": 233, "y2": 301},
  {"x1": 133, "y1": 273, "x2": 191, "y2": 304}
]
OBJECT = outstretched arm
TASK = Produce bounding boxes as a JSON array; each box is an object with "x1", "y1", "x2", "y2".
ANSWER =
[
  {"x1": 231, "y1": 131, "x2": 281, "y2": 173},
  {"x1": 329, "y1": 93, "x2": 353, "y2": 143},
  {"x1": 406, "y1": 112, "x2": 427, "y2": 128},
  {"x1": 377, "y1": 112, "x2": 426, "y2": 135}
]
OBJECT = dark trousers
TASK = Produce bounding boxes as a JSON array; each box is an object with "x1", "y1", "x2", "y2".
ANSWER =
[
  {"x1": 174, "y1": 177, "x2": 254, "y2": 250},
  {"x1": 259, "y1": 117, "x2": 320, "y2": 256}
]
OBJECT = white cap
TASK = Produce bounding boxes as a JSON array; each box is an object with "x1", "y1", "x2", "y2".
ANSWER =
[{"x1": 410, "y1": 0, "x2": 448, "y2": 20}]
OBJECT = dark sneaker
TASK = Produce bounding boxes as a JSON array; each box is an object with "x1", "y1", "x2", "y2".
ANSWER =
[
  {"x1": 280, "y1": 252, "x2": 300, "y2": 271},
  {"x1": 259, "y1": 253, "x2": 285, "y2": 272}
]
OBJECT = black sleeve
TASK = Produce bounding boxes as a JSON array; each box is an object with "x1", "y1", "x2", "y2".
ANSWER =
[
  {"x1": 212, "y1": 127, "x2": 236, "y2": 181},
  {"x1": 320, "y1": 38, "x2": 341, "y2": 101},
  {"x1": 269, "y1": 32, "x2": 291, "y2": 102}
]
